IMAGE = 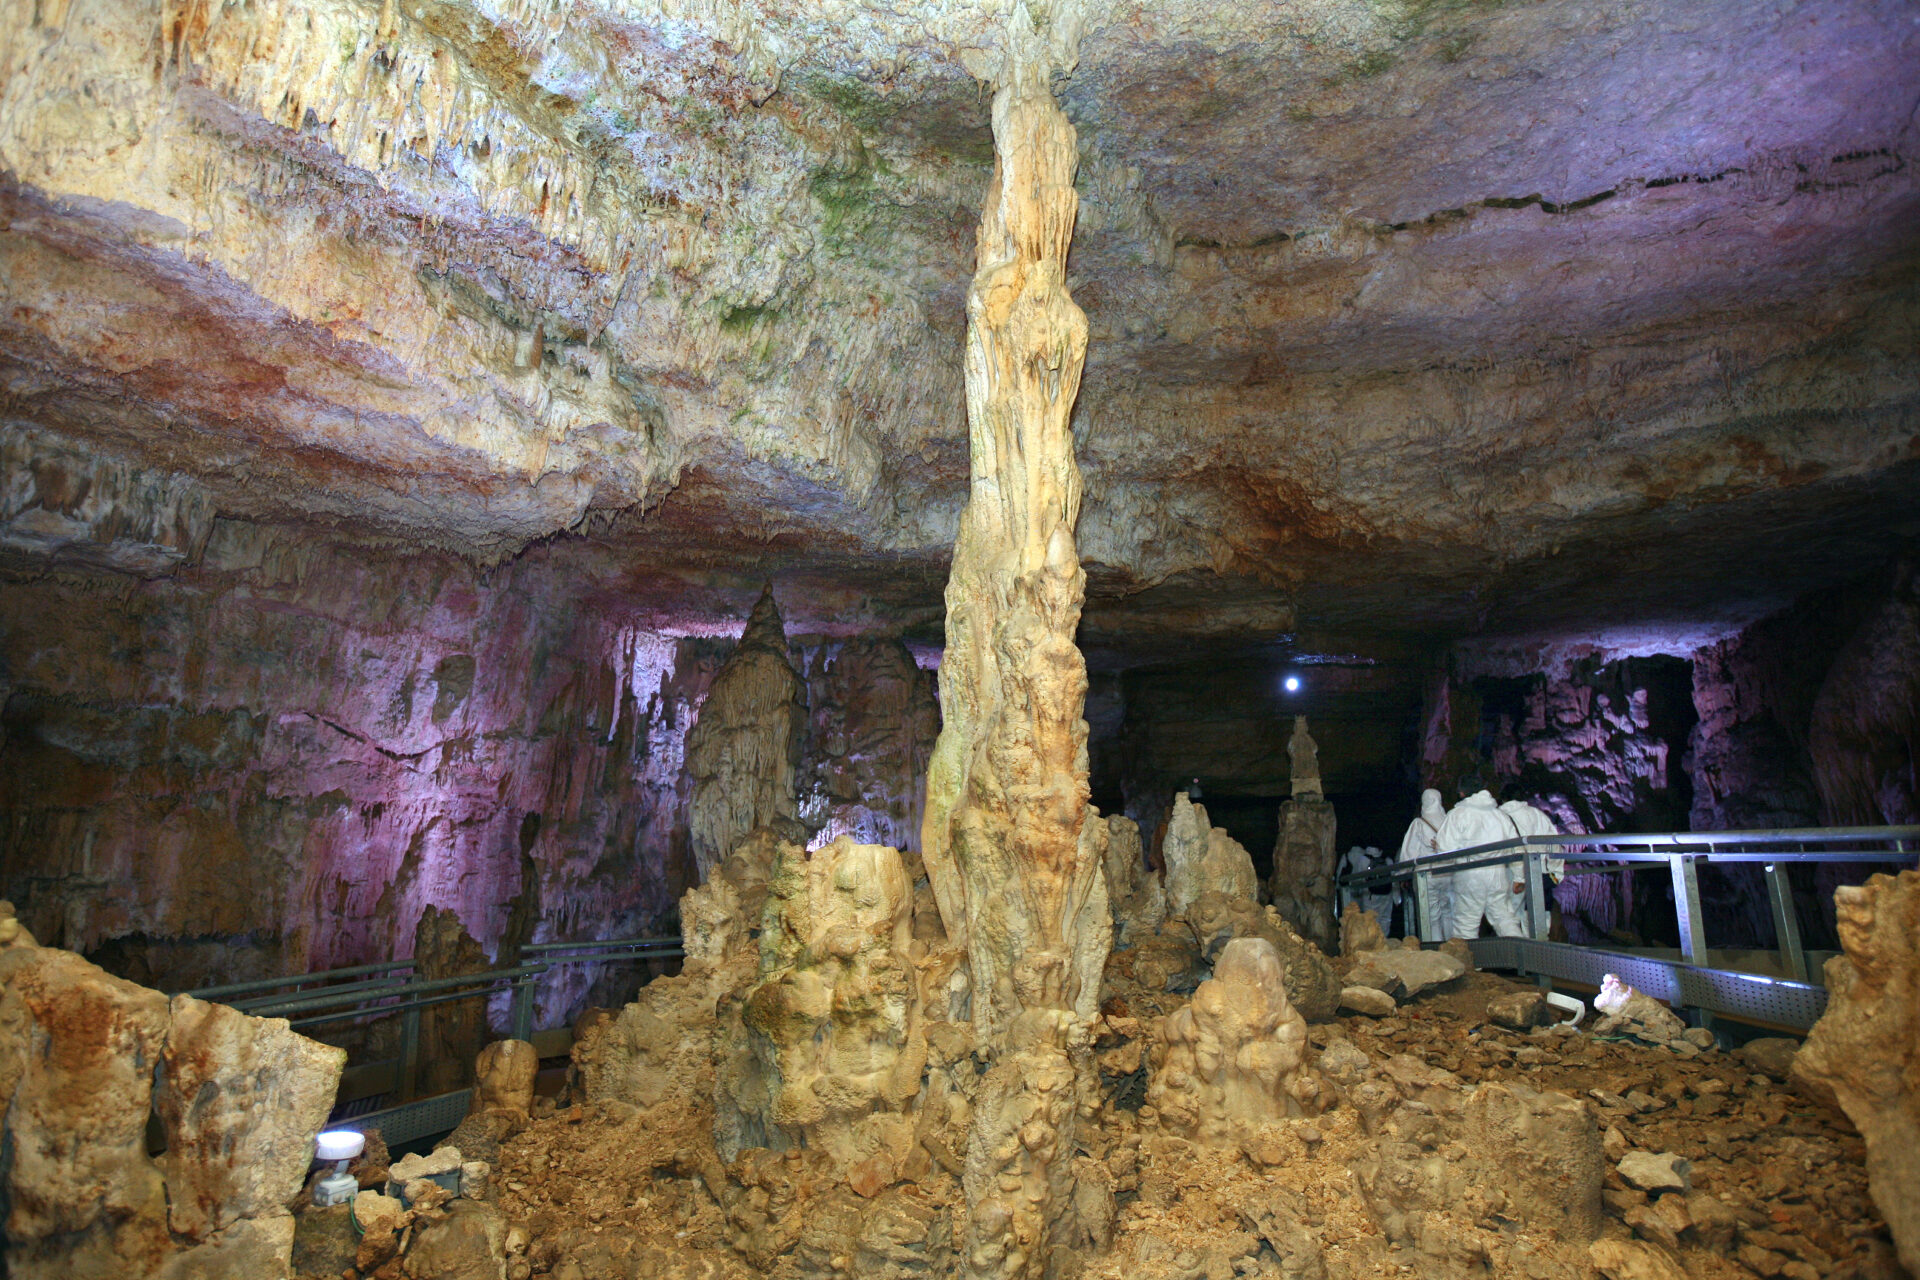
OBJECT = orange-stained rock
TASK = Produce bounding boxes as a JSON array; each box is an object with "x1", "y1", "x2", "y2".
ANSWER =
[
  {"x1": 1145, "y1": 937, "x2": 1327, "y2": 1153},
  {"x1": 1793, "y1": 870, "x2": 1920, "y2": 1274}
]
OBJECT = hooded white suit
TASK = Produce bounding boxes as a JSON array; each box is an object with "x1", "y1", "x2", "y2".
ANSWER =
[
  {"x1": 1435, "y1": 789, "x2": 1525, "y2": 939},
  {"x1": 1500, "y1": 799, "x2": 1563, "y2": 882},
  {"x1": 1397, "y1": 789, "x2": 1451, "y2": 939}
]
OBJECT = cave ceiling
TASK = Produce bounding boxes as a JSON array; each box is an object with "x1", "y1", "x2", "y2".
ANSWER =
[{"x1": 2, "y1": 0, "x2": 1917, "y2": 664}]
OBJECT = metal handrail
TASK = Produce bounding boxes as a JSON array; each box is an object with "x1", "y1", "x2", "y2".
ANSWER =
[
  {"x1": 1338, "y1": 824, "x2": 1918, "y2": 989},
  {"x1": 182, "y1": 935, "x2": 684, "y2": 1104},
  {"x1": 187, "y1": 959, "x2": 417, "y2": 1002}
]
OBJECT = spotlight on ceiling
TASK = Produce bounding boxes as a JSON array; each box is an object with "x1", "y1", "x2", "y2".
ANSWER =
[{"x1": 1283, "y1": 675, "x2": 1301, "y2": 693}]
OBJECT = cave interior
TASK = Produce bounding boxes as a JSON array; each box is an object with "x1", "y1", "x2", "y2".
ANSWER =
[{"x1": 1, "y1": 0, "x2": 1919, "y2": 1277}]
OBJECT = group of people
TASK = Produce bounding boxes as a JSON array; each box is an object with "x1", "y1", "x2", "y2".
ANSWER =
[{"x1": 1388, "y1": 784, "x2": 1561, "y2": 940}]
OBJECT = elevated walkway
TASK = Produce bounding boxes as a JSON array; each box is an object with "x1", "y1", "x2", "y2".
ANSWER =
[
  {"x1": 179, "y1": 936, "x2": 683, "y2": 1148},
  {"x1": 1342, "y1": 824, "x2": 1919, "y2": 1033}
]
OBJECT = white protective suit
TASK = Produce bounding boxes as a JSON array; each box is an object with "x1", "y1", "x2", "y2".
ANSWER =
[
  {"x1": 1499, "y1": 799, "x2": 1563, "y2": 882},
  {"x1": 1396, "y1": 789, "x2": 1451, "y2": 939},
  {"x1": 1338, "y1": 845, "x2": 1396, "y2": 932},
  {"x1": 1435, "y1": 790, "x2": 1525, "y2": 939}
]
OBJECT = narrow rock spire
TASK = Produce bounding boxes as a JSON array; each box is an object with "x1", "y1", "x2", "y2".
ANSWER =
[{"x1": 921, "y1": 13, "x2": 1111, "y2": 1275}]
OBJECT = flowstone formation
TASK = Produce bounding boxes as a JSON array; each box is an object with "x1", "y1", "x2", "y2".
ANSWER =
[
  {"x1": 1144, "y1": 937, "x2": 1328, "y2": 1155},
  {"x1": 915, "y1": 22, "x2": 1111, "y2": 1279},
  {"x1": 687, "y1": 588, "x2": 808, "y2": 882}
]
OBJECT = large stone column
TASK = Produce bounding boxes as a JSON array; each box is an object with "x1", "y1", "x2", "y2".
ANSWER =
[{"x1": 919, "y1": 30, "x2": 1111, "y2": 1280}]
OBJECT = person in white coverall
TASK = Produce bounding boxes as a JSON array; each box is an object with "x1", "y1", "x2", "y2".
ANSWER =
[
  {"x1": 1499, "y1": 791, "x2": 1563, "y2": 938},
  {"x1": 1397, "y1": 789, "x2": 1452, "y2": 939},
  {"x1": 1435, "y1": 788, "x2": 1526, "y2": 939}
]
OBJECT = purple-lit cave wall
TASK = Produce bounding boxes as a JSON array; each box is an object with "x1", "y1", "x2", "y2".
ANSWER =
[
  {"x1": 796, "y1": 637, "x2": 940, "y2": 852},
  {"x1": 1420, "y1": 656, "x2": 1698, "y2": 835},
  {"x1": 0, "y1": 520, "x2": 940, "y2": 1027},
  {"x1": 1427, "y1": 556, "x2": 1919, "y2": 951},
  {"x1": 0, "y1": 521, "x2": 720, "y2": 1009}
]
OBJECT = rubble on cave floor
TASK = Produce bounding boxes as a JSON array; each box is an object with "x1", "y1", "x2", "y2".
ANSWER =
[{"x1": 300, "y1": 966, "x2": 1902, "y2": 1280}]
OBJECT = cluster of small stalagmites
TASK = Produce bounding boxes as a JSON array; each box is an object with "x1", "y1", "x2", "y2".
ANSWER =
[{"x1": 493, "y1": 828, "x2": 1912, "y2": 1280}]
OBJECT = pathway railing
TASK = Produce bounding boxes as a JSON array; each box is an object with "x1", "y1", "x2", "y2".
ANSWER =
[
  {"x1": 1338, "y1": 825, "x2": 1918, "y2": 1030},
  {"x1": 180, "y1": 936, "x2": 684, "y2": 1112}
]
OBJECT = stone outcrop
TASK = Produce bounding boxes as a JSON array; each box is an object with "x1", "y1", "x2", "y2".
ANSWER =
[
  {"x1": 1792, "y1": 870, "x2": 1920, "y2": 1273},
  {"x1": 798, "y1": 638, "x2": 941, "y2": 852},
  {"x1": 718, "y1": 836, "x2": 924, "y2": 1172},
  {"x1": 1102, "y1": 813, "x2": 1167, "y2": 942},
  {"x1": 0, "y1": 916, "x2": 343, "y2": 1279},
  {"x1": 686, "y1": 588, "x2": 808, "y2": 883},
  {"x1": 916, "y1": 28, "x2": 1110, "y2": 1277},
  {"x1": 414, "y1": 905, "x2": 492, "y2": 1097},
  {"x1": 1180, "y1": 891, "x2": 1342, "y2": 1023},
  {"x1": 1162, "y1": 795, "x2": 1259, "y2": 919},
  {"x1": 157, "y1": 994, "x2": 344, "y2": 1241},
  {"x1": 1144, "y1": 937, "x2": 1327, "y2": 1153},
  {"x1": 1270, "y1": 796, "x2": 1338, "y2": 955}
]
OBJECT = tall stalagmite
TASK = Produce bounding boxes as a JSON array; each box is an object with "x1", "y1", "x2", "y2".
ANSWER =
[
  {"x1": 920, "y1": 17, "x2": 1110, "y2": 1277},
  {"x1": 686, "y1": 588, "x2": 807, "y2": 882}
]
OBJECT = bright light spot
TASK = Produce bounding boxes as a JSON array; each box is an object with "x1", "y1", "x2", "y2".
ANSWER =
[{"x1": 1284, "y1": 676, "x2": 1301, "y2": 693}]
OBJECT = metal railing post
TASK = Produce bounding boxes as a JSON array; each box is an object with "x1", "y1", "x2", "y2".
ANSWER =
[
  {"x1": 1670, "y1": 853, "x2": 1707, "y2": 966},
  {"x1": 1765, "y1": 862, "x2": 1808, "y2": 982},
  {"x1": 399, "y1": 973, "x2": 422, "y2": 1104},
  {"x1": 1524, "y1": 850, "x2": 1549, "y2": 941},
  {"x1": 510, "y1": 974, "x2": 535, "y2": 1042},
  {"x1": 1415, "y1": 864, "x2": 1436, "y2": 942}
]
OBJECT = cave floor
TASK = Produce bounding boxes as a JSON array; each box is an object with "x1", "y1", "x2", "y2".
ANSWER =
[{"x1": 379, "y1": 970, "x2": 1892, "y2": 1280}]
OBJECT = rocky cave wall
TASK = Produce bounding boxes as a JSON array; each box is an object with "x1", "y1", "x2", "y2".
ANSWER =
[
  {"x1": 0, "y1": 458, "x2": 939, "y2": 1014},
  {"x1": 1422, "y1": 555, "x2": 1920, "y2": 949}
]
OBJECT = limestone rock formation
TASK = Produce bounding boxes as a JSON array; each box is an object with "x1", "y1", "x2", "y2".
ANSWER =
[
  {"x1": 914, "y1": 25, "x2": 1111, "y2": 1278},
  {"x1": 0, "y1": 928, "x2": 343, "y2": 1279},
  {"x1": 681, "y1": 825, "x2": 793, "y2": 966},
  {"x1": 1180, "y1": 891, "x2": 1342, "y2": 1023},
  {"x1": 1144, "y1": 938, "x2": 1328, "y2": 1152},
  {"x1": 1339, "y1": 900, "x2": 1387, "y2": 956},
  {"x1": 473, "y1": 1039, "x2": 539, "y2": 1119},
  {"x1": 1792, "y1": 870, "x2": 1920, "y2": 1273},
  {"x1": 414, "y1": 905, "x2": 492, "y2": 1097},
  {"x1": 1270, "y1": 796, "x2": 1339, "y2": 955},
  {"x1": 686, "y1": 588, "x2": 808, "y2": 883},
  {"x1": 719, "y1": 836, "x2": 924, "y2": 1172},
  {"x1": 1162, "y1": 794, "x2": 1259, "y2": 918},
  {"x1": 157, "y1": 994, "x2": 345, "y2": 1240},
  {"x1": 1103, "y1": 813, "x2": 1167, "y2": 941},
  {"x1": 1287, "y1": 716, "x2": 1322, "y2": 799}
]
